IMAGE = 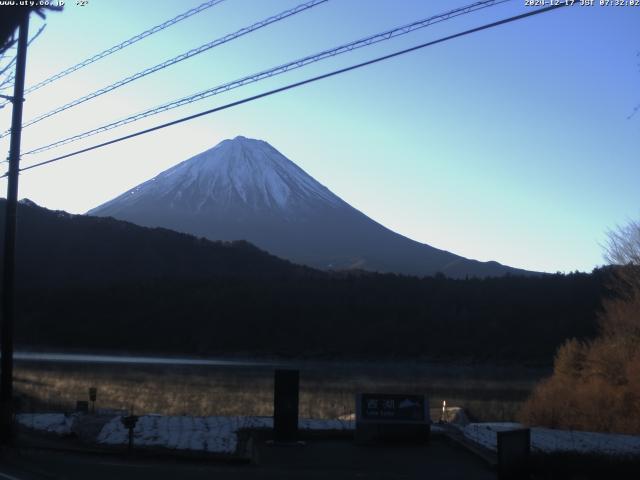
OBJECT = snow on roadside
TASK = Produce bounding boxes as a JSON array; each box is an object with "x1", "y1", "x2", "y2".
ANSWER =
[
  {"x1": 98, "y1": 415, "x2": 243, "y2": 453},
  {"x1": 463, "y1": 422, "x2": 640, "y2": 457},
  {"x1": 17, "y1": 413, "x2": 76, "y2": 435},
  {"x1": 97, "y1": 415, "x2": 355, "y2": 454}
]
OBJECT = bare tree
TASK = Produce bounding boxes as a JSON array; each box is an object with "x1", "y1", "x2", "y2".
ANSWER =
[
  {"x1": 601, "y1": 218, "x2": 640, "y2": 338},
  {"x1": 630, "y1": 50, "x2": 640, "y2": 120},
  {"x1": 0, "y1": 24, "x2": 46, "y2": 105},
  {"x1": 0, "y1": 6, "x2": 58, "y2": 56},
  {"x1": 604, "y1": 219, "x2": 640, "y2": 266},
  {"x1": 520, "y1": 217, "x2": 640, "y2": 433}
]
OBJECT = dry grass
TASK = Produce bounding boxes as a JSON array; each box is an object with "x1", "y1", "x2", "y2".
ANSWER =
[{"x1": 14, "y1": 360, "x2": 543, "y2": 422}]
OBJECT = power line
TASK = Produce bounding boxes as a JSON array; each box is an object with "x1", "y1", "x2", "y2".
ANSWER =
[
  {"x1": 0, "y1": 0, "x2": 228, "y2": 110},
  {"x1": 0, "y1": 0, "x2": 327, "y2": 139},
  {"x1": 22, "y1": 0, "x2": 509, "y2": 157},
  {"x1": 7, "y1": 1, "x2": 573, "y2": 178}
]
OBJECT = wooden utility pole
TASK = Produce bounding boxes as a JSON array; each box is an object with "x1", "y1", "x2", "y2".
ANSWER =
[{"x1": 0, "y1": 12, "x2": 29, "y2": 444}]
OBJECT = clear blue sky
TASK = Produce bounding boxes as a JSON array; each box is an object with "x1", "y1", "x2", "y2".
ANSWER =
[{"x1": 0, "y1": 0, "x2": 638, "y2": 273}]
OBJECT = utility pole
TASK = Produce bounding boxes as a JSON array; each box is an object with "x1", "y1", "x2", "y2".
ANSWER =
[{"x1": 0, "y1": 12, "x2": 30, "y2": 444}]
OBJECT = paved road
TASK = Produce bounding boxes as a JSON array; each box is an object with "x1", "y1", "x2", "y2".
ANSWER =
[{"x1": 0, "y1": 437, "x2": 496, "y2": 479}]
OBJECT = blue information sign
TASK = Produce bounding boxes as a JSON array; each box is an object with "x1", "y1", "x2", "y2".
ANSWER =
[{"x1": 359, "y1": 393, "x2": 427, "y2": 422}]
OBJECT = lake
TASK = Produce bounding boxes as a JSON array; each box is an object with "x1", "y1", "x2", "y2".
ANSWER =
[{"x1": 13, "y1": 351, "x2": 550, "y2": 422}]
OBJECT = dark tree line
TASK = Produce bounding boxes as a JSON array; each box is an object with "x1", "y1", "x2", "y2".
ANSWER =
[
  {"x1": 1, "y1": 200, "x2": 609, "y2": 363},
  {"x1": 16, "y1": 271, "x2": 606, "y2": 363}
]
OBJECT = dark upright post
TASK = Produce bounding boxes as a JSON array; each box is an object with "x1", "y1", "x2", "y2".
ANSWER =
[
  {"x1": 0, "y1": 12, "x2": 30, "y2": 444},
  {"x1": 497, "y1": 428, "x2": 531, "y2": 480},
  {"x1": 274, "y1": 369, "x2": 299, "y2": 443}
]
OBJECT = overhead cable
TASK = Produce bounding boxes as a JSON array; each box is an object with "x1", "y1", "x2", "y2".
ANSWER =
[
  {"x1": 0, "y1": 0, "x2": 228, "y2": 109},
  {"x1": 7, "y1": 1, "x2": 574, "y2": 178},
  {"x1": 23, "y1": 0, "x2": 509, "y2": 156},
  {"x1": 0, "y1": 0, "x2": 327, "y2": 139}
]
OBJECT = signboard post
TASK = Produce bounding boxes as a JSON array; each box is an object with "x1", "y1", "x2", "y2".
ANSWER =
[
  {"x1": 121, "y1": 415, "x2": 139, "y2": 454},
  {"x1": 89, "y1": 387, "x2": 97, "y2": 413},
  {"x1": 273, "y1": 369, "x2": 299, "y2": 443},
  {"x1": 355, "y1": 393, "x2": 430, "y2": 444}
]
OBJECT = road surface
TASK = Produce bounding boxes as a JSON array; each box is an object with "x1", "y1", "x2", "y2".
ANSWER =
[{"x1": 0, "y1": 436, "x2": 496, "y2": 479}]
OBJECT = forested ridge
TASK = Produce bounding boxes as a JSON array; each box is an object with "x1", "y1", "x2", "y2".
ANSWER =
[{"x1": 2, "y1": 200, "x2": 608, "y2": 363}]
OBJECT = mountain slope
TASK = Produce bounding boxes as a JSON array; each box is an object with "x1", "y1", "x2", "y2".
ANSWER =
[
  {"x1": 89, "y1": 136, "x2": 532, "y2": 278},
  {"x1": 2, "y1": 199, "x2": 313, "y2": 289}
]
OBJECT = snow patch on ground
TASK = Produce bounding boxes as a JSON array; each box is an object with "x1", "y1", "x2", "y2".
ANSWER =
[
  {"x1": 17, "y1": 413, "x2": 357, "y2": 455},
  {"x1": 97, "y1": 415, "x2": 355, "y2": 454},
  {"x1": 98, "y1": 416, "x2": 244, "y2": 453},
  {"x1": 20, "y1": 413, "x2": 638, "y2": 458},
  {"x1": 17, "y1": 413, "x2": 76, "y2": 435},
  {"x1": 463, "y1": 423, "x2": 640, "y2": 457}
]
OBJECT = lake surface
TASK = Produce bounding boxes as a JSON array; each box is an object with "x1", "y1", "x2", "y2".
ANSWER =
[
  {"x1": 14, "y1": 351, "x2": 287, "y2": 368},
  {"x1": 13, "y1": 351, "x2": 549, "y2": 378}
]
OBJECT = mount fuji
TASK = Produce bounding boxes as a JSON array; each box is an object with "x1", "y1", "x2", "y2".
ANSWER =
[{"x1": 88, "y1": 136, "x2": 530, "y2": 278}]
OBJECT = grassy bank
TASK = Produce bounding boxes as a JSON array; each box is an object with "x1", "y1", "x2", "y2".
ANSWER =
[{"x1": 14, "y1": 360, "x2": 547, "y2": 422}]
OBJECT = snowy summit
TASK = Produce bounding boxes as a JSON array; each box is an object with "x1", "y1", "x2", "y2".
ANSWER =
[
  {"x1": 89, "y1": 136, "x2": 530, "y2": 278},
  {"x1": 109, "y1": 136, "x2": 341, "y2": 213}
]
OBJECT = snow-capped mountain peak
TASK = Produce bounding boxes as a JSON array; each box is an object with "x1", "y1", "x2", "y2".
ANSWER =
[
  {"x1": 110, "y1": 136, "x2": 340, "y2": 213},
  {"x1": 89, "y1": 136, "x2": 530, "y2": 278}
]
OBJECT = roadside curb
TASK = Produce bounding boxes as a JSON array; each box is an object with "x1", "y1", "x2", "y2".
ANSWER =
[
  {"x1": 438, "y1": 424, "x2": 497, "y2": 468},
  {"x1": 13, "y1": 425, "x2": 360, "y2": 465},
  {"x1": 14, "y1": 429, "x2": 252, "y2": 465}
]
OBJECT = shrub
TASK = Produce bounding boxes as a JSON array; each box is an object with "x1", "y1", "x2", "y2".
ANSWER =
[{"x1": 519, "y1": 260, "x2": 640, "y2": 434}]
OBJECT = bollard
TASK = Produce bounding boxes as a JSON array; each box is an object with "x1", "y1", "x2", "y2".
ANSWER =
[
  {"x1": 273, "y1": 369, "x2": 299, "y2": 443},
  {"x1": 497, "y1": 428, "x2": 530, "y2": 480}
]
